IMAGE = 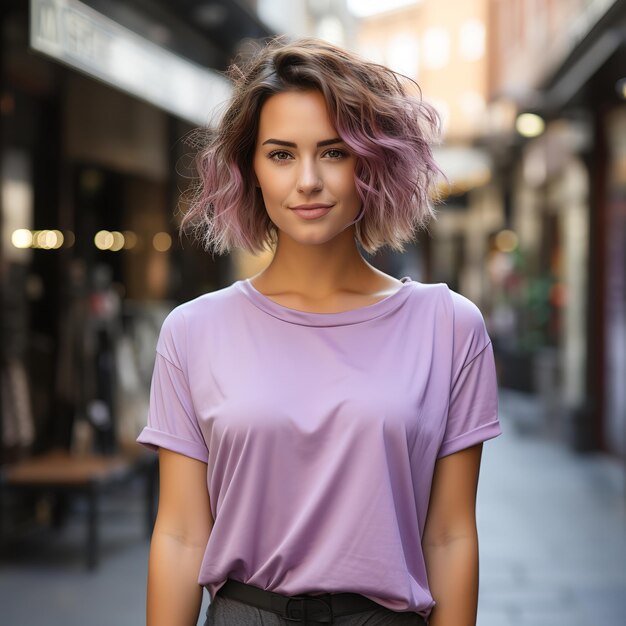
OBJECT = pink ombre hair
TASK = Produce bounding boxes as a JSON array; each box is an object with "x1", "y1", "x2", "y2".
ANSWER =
[{"x1": 180, "y1": 35, "x2": 446, "y2": 256}]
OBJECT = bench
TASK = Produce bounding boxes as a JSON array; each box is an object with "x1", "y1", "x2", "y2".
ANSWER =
[{"x1": 0, "y1": 448, "x2": 158, "y2": 569}]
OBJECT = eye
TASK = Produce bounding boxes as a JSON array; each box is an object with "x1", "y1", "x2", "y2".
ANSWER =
[
  {"x1": 268, "y1": 150, "x2": 293, "y2": 162},
  {"x1": 324, "y1": 148, "x2": 347, "y2": 159}
]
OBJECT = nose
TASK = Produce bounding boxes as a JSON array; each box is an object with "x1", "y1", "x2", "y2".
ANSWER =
[{"x1": 296, "y1": 157, "x2": 323, "y2": 194}]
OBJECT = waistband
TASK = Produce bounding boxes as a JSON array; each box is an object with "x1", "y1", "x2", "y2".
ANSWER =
[{"x1": 214, "y1": 578, "x2": 427, "y2": 625}]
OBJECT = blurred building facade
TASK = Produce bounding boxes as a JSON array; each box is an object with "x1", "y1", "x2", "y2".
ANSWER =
[
  {"x1": 0, "y1": 0, "x2": 274, "y2": 464},
  {"x1": 483, "y1": 0, "x2": 626, "y2": 459}
]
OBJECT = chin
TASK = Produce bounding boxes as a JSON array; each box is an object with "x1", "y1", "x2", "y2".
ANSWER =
[
  {"x1": 268, "y1": 207, "x2": 360, "y2": 245},
  {"x1": 272, "y1": 221, "x2": 340, "y2": 245},
  {"x1": 283, "y1": 229, "x2": 339, "y2": 246}
]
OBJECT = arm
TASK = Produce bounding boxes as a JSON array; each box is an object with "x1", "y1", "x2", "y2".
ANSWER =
[
  {"x1": 146, "y1": 448, "x2": 214, "y2": 626},
  {"x1": 422, "y1": 443, "x2": 483, "y2": 626}
]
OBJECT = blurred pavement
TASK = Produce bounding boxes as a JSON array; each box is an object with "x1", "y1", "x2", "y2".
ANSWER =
[
  {"x1": 478, "y1": 390, "x2": 626, "y2": 626},
  {"x1": 1, "y1": 390, "x2": 624, "y2": 626}
]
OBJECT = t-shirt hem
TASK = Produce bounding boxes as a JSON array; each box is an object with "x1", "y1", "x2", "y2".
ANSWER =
[
  {"x1": 436, "y1": 418, "x2": 501, "y2": 459},
  {"x1": 136, "y1": 426, "x2": 209, "y2": 463},
  {"x1": 202, "y1": 577, "x2": 434, "y2": 617}
]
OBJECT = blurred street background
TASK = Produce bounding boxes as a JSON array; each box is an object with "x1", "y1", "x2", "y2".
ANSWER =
[{"x1": 0, "y1": 0, "x2": 625, "y2": 624}]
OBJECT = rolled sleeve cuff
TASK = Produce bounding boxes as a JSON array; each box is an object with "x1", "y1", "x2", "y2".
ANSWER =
[
  {"x1": 136, "y1": 427, "x2": 209, "y2": 463},
  {"x1": 437, "y1": 418, "x2": 502, "y2": 459}
]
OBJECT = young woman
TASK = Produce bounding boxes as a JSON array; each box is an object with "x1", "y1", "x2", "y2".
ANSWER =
[{"x1": 137, "y1": 36, "x2": 502, "y2": 626}]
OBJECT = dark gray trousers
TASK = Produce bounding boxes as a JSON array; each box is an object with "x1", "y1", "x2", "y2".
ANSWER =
[{"x1": 203, "y1": 595, "x2": 428, "y2": 625}]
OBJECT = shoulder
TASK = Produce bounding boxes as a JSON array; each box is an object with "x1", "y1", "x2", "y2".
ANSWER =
[
  {"x1": 155, "y1": 281, "x2": 242, "y2": 366},
  {"x1": 447, "y1": 288, "x2": 488, "y2": 339},
  {"x1": 408, "y1": 281, "x2": 488, "y2": 354},
  {"x1": 444, "y1": 286, "x2": 491, "y2": 367},
  {"x1": 175, "y1": 280, "x2": 242, "y2": 325},
  {"x1": 408, "y1": 280, "x2": 450, "y2": 312}
]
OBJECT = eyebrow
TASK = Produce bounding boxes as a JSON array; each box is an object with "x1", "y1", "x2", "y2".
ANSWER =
[{"x1": 261, "y1": 137, "x2": 344, "y2": 148}]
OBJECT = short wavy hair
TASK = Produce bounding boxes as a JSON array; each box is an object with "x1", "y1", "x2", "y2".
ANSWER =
[{"x1": 180, "y1": 35, "x2": 446, "y2": 256}]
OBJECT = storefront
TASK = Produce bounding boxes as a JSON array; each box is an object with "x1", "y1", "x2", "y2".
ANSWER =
[{"x1": 0, "y1": 0, "x2": 271, "y2": 463}]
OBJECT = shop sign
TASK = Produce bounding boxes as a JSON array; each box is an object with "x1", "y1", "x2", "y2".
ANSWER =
[{"x1": 29, "y1": 0, "x2": 232, "y2": 126}]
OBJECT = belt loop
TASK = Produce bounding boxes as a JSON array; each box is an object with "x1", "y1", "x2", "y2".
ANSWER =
[
  {"x1": 284, "y1": 597, "x2": 305, "y2": 622},
  {"x1": 284, "y1": 594, "x2": 333, "y2": 624}
]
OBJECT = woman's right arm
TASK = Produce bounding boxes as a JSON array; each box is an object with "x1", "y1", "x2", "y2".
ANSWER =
[{"x1": 146, "y1": 447, "x2": 214, "y2": 626}]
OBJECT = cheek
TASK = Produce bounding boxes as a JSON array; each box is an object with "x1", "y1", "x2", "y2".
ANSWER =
[
  {"x1": 329, "y1": 166, "x2": 359, "y2": 200},
  {"x1": 255, "y1": 163, "x2": 292, "y2": 205}
]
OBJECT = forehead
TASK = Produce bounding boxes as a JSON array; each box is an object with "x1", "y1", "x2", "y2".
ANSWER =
[{"x1": 257, "y1": 90, "x2": 337, "y2": 140}]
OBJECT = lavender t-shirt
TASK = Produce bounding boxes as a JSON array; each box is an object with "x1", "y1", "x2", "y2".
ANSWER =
[{"x1": 136, "y1": 276, "x2": 502, "y2": 620}]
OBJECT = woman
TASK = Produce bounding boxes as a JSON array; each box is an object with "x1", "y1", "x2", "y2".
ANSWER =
[{"x1": 137, "y1": 36, "x2": 502, "y2": 626}]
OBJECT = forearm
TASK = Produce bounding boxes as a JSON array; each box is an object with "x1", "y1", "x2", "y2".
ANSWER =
[
  {"x1": 422, "y1": 532, "x2": 479, "y2": 626},
  {"x1": 146, "y1": 531, "x2": 206, "y2": 626}
]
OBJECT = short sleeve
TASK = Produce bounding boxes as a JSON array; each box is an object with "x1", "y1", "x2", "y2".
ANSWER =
[
  {"x1": 136, "y1": 309, "x2": 209, "y2": 463},
  {"x1": 437, "y1": 290, "x2": 502, "y2": 459}
]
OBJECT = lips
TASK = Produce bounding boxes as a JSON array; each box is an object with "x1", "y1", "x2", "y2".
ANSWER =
[
  {"x1": 290, "y1": 204, "x2": 334, "y2": 220},
  {"x1": 291, "y1": 202, "x2": 333, "y2": 209},
  {"x1": 291, "y1": 202, "x2": 334, "y2": 220}
]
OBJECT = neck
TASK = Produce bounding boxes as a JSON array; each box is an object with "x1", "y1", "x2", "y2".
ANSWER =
[{"x1": 255, "y1": 228, "x2": 374, "y2": 298}]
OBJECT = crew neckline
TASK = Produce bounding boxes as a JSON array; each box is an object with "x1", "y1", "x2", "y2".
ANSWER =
[{"x1": 235, "y1": 276, "x2": 415, "y2": 327}]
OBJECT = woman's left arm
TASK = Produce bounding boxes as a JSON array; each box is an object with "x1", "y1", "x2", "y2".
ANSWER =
[{"x1": 422, "y1": 443, "x2": 483, "y2": 626}]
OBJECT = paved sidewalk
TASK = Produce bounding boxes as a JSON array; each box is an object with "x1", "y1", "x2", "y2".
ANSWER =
[
  {"x1": 477, "y1": 390, "x2": 626, "y2": 626},
  {"x1": 0, "y1": 389, "x2": 624, "y2": 625}
]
